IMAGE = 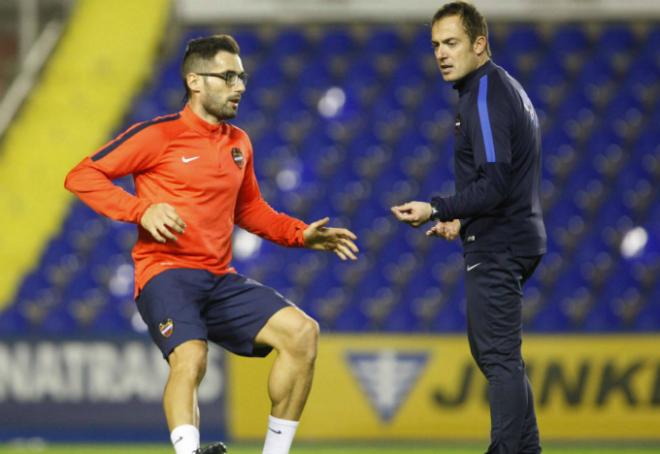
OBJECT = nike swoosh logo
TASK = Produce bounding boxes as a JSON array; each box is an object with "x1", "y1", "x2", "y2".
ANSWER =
[
  {"x1": 268, "y1": 427, "x2": 282, "y2": 434},
  {"x1": 467, "y1": 263, "x2": 482, "y2": 272},
  {"x1": 181, "y1": 156, "x2": 200, "y2": 163},
  {"x1": 173, "y1": 436, "x2": 184, "y2": 445}
]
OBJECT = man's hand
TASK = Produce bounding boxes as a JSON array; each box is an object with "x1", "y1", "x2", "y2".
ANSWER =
[
  {"x1": 140, "y1": 203, "x2": 186, "y2": 243},
  {"x1": 426, "y1": 219, "x2": 461, "y2": 240},
  {"x1": 303, "y1": 217, "x2": 359, "y2": 261},
  {"x1": 390, "y1": 201, "x2": 433, "y2": 227}
]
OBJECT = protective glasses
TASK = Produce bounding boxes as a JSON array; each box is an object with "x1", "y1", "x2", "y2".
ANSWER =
[{"x1": 196, "y1": 71, "x2": 248, "y2": 87}]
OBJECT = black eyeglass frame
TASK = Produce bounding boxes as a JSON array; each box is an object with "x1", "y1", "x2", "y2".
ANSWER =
[{"x1": 195, "y1": 71, "x2": 248, "y2": 86}]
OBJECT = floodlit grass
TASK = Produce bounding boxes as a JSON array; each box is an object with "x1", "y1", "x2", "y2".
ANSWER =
[{"x1": 0, "y1": 442, "x2": 659, "y2": 454}]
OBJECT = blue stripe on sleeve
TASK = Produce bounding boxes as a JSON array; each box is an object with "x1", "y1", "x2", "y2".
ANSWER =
[
  {"x1": 91, "y1": 113, "x2": 180, "y2": 162},
  {"x1": 477, "y1": 76, "x2": 496, "y2": 163}
]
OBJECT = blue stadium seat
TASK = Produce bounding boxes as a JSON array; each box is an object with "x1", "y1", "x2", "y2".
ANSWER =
[
  {"x1": 575, "y1": 57, "x2": 616, "y2": 105},
  {"x1": 318, "y1": 28, "x2": 357, "y2": 57},
  {"x1": 640, "y1": 25, "x2": 660, "y2": 62},
  {"x1": 624, "y1": 58, "x2": 659, "y2": 104},
  {"x1": 527, "y1": 55, "x2": 568, "y2": 111},
  {"x1": 230, "y1": 28, "x2": 264, "y2": 56},
  {"x1": 390, "y1": 55, "x2": 427, "y2": 92},
  {"x1": 633, "y1": 285, "x2": 660, "y2": 331},
  {"x1": 551, "y1": 24, "x2": 590, "y2": 57},
  {"x1": 430, "y1": 284, "x2": 466, "y2": 332},
  {"x1": 297, "y1": 58, "x2": 335, "y2": 91},
  {"x1": 597, "y1": 24, "x2": 637, "y2": 58},
  {"x1": 411, "y1": 26, "x2": 433, "y2": 57},
  {"x1": 363, "y1": 27, "x2": 404, "y2": 56},
  {"x1": 0, "y1": 304, "x2": 29, "y2": 334},
  {"x1": 504, "y1": 24, "x2": 544, "y2": 57},
  {"x1": 272, "y1": 28, "x2": 311, "y2": 57}
]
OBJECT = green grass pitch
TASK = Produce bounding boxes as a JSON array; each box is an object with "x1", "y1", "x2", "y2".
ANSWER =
[{"x1": 0, "y1": 443, "x2": 659, "y2": 453}]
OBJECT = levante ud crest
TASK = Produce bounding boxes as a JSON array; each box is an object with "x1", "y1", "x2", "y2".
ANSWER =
[
  {"x1": 231, "y1": 147, "x2": 244, "y2": 169},
  {"x1": 159, "y1": 318, "x2": 174, "y2": 338}
]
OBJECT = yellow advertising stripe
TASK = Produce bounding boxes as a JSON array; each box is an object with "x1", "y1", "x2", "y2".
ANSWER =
[
  {"x1": 0, "y1": 0, "x2": 170, "y2": 307},
  {"x1": 228, "y1": 334, "x2": 660, "y2": 441}
]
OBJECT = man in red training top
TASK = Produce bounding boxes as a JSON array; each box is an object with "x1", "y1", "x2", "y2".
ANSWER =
[{"x1": 65, "y1": 35, "x2": 359, "y2": 454}]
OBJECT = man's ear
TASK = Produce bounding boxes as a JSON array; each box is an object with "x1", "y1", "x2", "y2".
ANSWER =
[
  {"x1": 186, "y1": 72, "x2": 201, "y2": 93},
  {"x1": 473, "y1": 35, "x2": 488, "y2": 56}
]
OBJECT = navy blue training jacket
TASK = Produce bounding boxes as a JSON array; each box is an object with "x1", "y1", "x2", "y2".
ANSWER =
[{"x1": 430, "y1": 60, "x2": 547, "y2": 256}]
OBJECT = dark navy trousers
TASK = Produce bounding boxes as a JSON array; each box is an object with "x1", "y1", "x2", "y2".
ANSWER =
[{"x1": 464, "y1": 250, "x2": 542, "y2": 454}]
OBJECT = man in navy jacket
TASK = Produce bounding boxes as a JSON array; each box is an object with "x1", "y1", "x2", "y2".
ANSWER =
[{"x1": 392, "y1": 2, "x2": 546, "y2": 453}]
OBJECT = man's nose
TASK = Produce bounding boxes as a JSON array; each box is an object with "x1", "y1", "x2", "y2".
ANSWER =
[{"x1": 234, "y1": 79, "x2": 246, "y2": 93}]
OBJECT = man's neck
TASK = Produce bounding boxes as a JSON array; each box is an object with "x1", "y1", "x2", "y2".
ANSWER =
[
  {"x1": 189, "y1": 100, "x2": 220, "y2": 125},
  {"x1": 474, "y1": 56, "x2": 490, "y2": 72},
  {"x1": 452, "y1": 58, "x2": 492, "y2": 93}
]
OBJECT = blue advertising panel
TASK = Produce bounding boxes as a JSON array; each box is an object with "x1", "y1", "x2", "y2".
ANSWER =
[{"x1": 0, "y1": 338, "x2": 226, "y2": 442}]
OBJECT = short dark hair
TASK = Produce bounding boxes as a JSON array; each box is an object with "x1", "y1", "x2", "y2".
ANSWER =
[
  {"x1": 181, "y1": 34, "x2": 241, "y2": 97},
  {"x1": 432, "y1": 2, "x2": 491, "y2": 56}
]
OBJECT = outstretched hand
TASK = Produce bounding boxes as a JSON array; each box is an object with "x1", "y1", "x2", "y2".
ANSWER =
[
  {"x1": 426, "y1": 219, "x2": 461, "y2": 240},
  {"x1": 140, "y1": 203, "x2": 186, "y2": 243},
  {"x1": 303, "y1": 217, "x2": 359, "y2": 260},
  {"x1": 390, "y1": 201, "x2": 433, "y2": 227}
]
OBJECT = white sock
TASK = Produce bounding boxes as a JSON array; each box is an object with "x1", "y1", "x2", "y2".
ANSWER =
[
  {"x1": 170, "y1": 424, "x2": 200, "y2": 454},
  {"x1": 262, "y1": 415, "x2": 299, "y2": 454}
]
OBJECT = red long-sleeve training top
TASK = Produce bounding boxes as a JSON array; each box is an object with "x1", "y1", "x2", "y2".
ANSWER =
[{"x1": 65, "y1": 105, "x2": 307, "y2": 297}]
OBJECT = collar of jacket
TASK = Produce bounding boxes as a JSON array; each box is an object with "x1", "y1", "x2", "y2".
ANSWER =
[
  {"x1": 181, "y1": 104, "x2": 226, "y2": 136},
  {"x1": 452, "y1": 59, "x2": 495, "y2": 95}
]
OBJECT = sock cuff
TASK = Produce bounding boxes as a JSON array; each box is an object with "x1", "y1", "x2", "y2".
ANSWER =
[
  {"x1": 172, "y1": 424, "x2": 199, "y2": 433},
  {"x1": 268, "y1": 415, "x2": 300, "y2": 428},
  {"x1": 170, "y1": 424, "x2": 199, "y2": 441}
]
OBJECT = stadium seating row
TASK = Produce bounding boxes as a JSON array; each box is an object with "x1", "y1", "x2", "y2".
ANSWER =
[{"x1": 2, "y1": 22, "x2": 658, "y2": 334}]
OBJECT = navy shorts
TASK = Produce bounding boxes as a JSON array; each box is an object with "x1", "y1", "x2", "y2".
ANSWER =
[{"x1": 136, "y1": 269, "x2": 293, "y2": 359}]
